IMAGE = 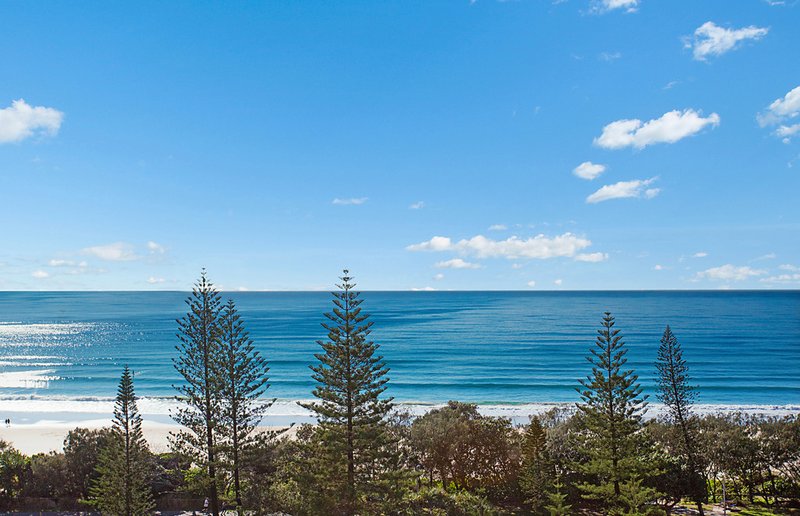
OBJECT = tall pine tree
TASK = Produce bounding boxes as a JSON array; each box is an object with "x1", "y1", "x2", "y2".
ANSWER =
[
  {"x1": 218, "y1": 298, "x2": 272, "y2": 511},
  {"x1": 171, "y1": 270, "x2": 224, "y2": 516},
  {"x1": 89, "y1": 366, "x2": 154, "y2": 515},
  {"x1": 299, "y1": 270, "x2": 398, "y2": 515},
  {"x1": 576, "y1": 312, "x2": 658, "y2": 511},
  {"x1": 520, "y1": 415, "x2": 551, "y2": 513},
  {"x1": 656, "y1": 325, "x2": 705, "y2": 515}
]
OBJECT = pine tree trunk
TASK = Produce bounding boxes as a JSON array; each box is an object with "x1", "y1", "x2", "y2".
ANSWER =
[
  {"x1": 345, "y1": 296, "x2": 356, "y2": 514},
  {"x1": 233, "y1": 412, "x2": 241, "y2": 511},
  {"x1": 206, "y1": 360, "x2": 219, "y2": 516}
]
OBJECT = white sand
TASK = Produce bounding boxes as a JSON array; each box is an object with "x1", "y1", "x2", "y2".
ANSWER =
[{"x1": 0, "y1": 419, "x2": 296, "y2": 455}]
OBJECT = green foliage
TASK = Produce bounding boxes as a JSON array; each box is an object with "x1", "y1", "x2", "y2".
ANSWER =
[
  {"x1": 298, "y1": 270, "x2": 407, "y2": 514},
  {"x1": 410, "y1": 401, "x2": 521, "y2": 506},
  {"x1": 402, "y1": 485, "x2": 501, "y2": 515},
  {"x1": 171, "y1": 270, "x2": 224, "y2": 515},
  {"x1": 0, "y1": 441, "x2": 28, "y2": 510},
  {"x1": 655, "y1": 325, "x2": 706, "y2": 514},
  {"x1": 544, "y1": 479, "x2": 572, "y2": 516},
  {"x1": 520, "y1": 415, "x2": 551, "y2": 512},
  {"x1": 63, "y1": 427, "x2": 113, "y2": 501},
  {"x1": 612, "y1": 477, "x2": 665, "y2": 515},
  {"x1": 21, "y1": 452, "x2": 69, "y2": 499},
  {"x1": 576, "y1": 312, "x2": 658, "y2": 510},
  {"x1": 89, "y1": 366, "x2": 155, "y2": 515},
  {"x1": 217, "y1": 298, "x2": 272, "y2": 510}
]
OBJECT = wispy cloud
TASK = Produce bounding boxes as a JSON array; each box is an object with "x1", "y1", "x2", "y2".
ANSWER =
[
  {"x1": 31, "y1": 270, "x2": 49, "y2": 279},
  {"x1": 48, "y1": 259, "x2": 88, "y2": 268},
  {"x1": 488, "y1": 224, "x2": 508, "y2": 231},
  {"x1": 147, "y1": 276, "x2": 166, "y2": 284},
  {"x1": 697, "y1": 264, "x2": 766, "y2": 281},
  {"x1": 586, "y1": 177, "x2": 659, "y2": 203},
  {"x1": 595, "y1": 109, "x2": 719, "y2": 149},
  {"x1": 527, "y1": 280, "x2": 536, "y2": 288},
  {"x1": 693, "y1": 252, "x2": 708, "y2": 258},
  {"x1": 0, "y1": 99, "x2": 64, "y2": 144},
  {"x1": 408, "y1": 201, "x2": 425, "y2": 210},
  {"x1": 407, "y1": 233, "x2": 593, "y2": 260},
  {"x1": 573, "y1": 161, "x2": 606, "y2": 180},
  {"x1": 687, "y1": 22, "x2": 769, "y2": 61},
  {"x1": 82, "y1": 242, "x2": 139, "y2": 262},
  {"x1": 599, "y1": 51, "x2": 622, "y2": 62},
  {"x1": 753, "y1": 253, "x2": 777, "y2": 261},
  {"x1": 147, "y1": 241, "x2": 166, "y2": 254},
  {"x1": 332, "y1": 197, "x2": 368, "y2": 206},
  {"x1": 574, "y1": 252, "x2": 609, "y2": 262}
]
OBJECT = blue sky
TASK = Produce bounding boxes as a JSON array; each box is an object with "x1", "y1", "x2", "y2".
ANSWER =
[{"x1": 1, "y1": 0, "x2": 798, "y2": 291}]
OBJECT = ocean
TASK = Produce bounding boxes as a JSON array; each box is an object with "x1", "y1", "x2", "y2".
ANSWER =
[{"x1": 0, "y1": 291, "x2": 798, "y2": 424}]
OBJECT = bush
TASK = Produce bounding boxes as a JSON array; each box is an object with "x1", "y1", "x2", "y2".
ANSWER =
[{"x1": 402, "y1": 485, "x2": 501, "y2": 515}]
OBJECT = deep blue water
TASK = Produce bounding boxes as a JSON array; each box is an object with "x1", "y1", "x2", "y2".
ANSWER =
[{"x1": 0, "y1": 291, "x2": 798, "y2": 407}]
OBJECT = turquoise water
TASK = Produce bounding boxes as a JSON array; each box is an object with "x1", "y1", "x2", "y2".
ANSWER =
[{"x1": 0, "y1": 291, "x2": 798, "y2": 413}]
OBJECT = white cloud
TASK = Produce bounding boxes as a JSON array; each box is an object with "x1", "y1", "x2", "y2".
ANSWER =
[
  {"x1": 82, "y1": 242, "x2": 138, "y2": 262},
  {"x1": 434, "y1": 273, "x2": 445, "y2": 281},
  {"x1": 435, "y1": 258, "x2": 482, "y2": 269},
  {"x1": 147, "y1": 241, "x2": 165, "y2": 254},
  {"x1": 554, "y1": 279, "x2": 563, "y2": 286},
  {"x1": 332, "y1": 197, "x2": 368, "y2": 206},
  {"x1": 407, "y1": 233, "x2": 592, "y2": 260},
  {"x1": 573, "y1": 161, "x2": 606, "y2": 180},
  {"x1": 654, "y1": 264, "x2": 664, "y2": 270},
  {"x1": 411, "y1": 286, "x2": 436, "y2": 291},
  {"x1": 759, "y1": 86, "x2": 800, "y2": 125},
  {"x1": 408, "y1": 236, "x2": 453, "y2": 252},
  {"x1": 488, "y1": 224, "x2": 508, "y2": 231},
  {"x1": 0, "y1": 99, "x2": 64, "y2": 144},
  {"x1": 31, "y1": 270, "x2": 49, "y2": 279},
  {"x1": 693, "y1": 252, "x2": 708, "y2": 258},
  {"x1": 688, "y1": 22, "x2": 769, "y2": 61},
  {"x1": 595, "y1": 109, "x2": 720, "y2": 150},
  {"x1": 575, "y1": 252, "x2": 609, "y2": 262},
  {"x1": 586, "y1": 177, "x2": 659, "y2": 203},
  {"x1": 758, "y1": 86, "x2": 800, "y2": 142},
  {"x1": 776, "y1": 124, "x2": 800, "y2": 144},
  {"x1": 599, "y1": 51, "x2": 622, "y2": 62},
  {"x1": 779, "y1": 264, "x2": 799, "y2": 272},
  {"x1": 527, "y1": 280, "x2": 537, "y2": 288},
  {"x1": 697, "y1": 264, "x2": 766, "y2": 281},
  {"x1": 754, "y1": 253, "x2": 777, "y2": 261},
  {"x1": 147, "y1": 276, "x2": 166, "y2": 284},
  {"x1": 48, "y1": 259, "x2": 87, "y2": 267},
  {"x1": 593, "y1": 0, "x2": 639, "y2": 13},
  {"x1": 644, "y1": 188, "x2": 661, "y2": 198},
  {"x1": 409, "y1": 201, "x2": 425, "y2": 210},
  {"x1": 511, "y1": 263, "x2": 523, "y2": 269},
  {"x1": 761, "y1": 273, "x2": 800, "y2": 284}
]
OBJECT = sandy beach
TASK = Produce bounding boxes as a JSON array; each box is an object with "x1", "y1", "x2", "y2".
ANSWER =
[
  {"x1": 2, "y1": 402, "x2": 797, "y2": 455},
  {"x1": 0, "y1": 416, "x2": 296, "y2": 455}
]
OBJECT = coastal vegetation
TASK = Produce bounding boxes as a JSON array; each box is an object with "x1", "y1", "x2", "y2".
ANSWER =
[{"x1": 0, "y1": 272, "x2": 798, "y2": 515}]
